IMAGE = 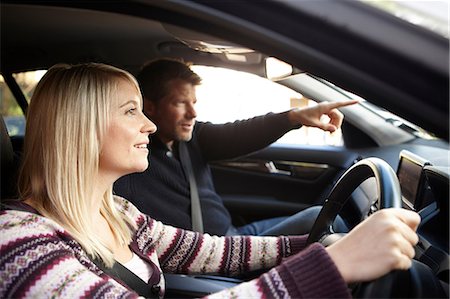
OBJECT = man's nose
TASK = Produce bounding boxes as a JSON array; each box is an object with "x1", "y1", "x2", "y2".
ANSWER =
[{"x1": 186, "y1": 103, "x2": 197, "y2": 119}]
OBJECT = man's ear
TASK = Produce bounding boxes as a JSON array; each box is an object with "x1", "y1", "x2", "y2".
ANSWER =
[{"x1": 143, "y1": 98, "x2": 156, "y2": 117}]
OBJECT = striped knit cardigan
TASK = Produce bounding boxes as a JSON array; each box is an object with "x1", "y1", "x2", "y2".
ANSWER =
[{"x1": 0, "y1": 196, "x2": 350, "y2": 298}]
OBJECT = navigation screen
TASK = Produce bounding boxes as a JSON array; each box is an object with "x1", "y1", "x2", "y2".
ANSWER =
[{"x1": 396, "y1": 151, "x2": 429, "y2": 208}]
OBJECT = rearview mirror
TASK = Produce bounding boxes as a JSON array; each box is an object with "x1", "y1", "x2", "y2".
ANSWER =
[{"x1": 265, "y1": 57, "x2": 293, "y2": 80}]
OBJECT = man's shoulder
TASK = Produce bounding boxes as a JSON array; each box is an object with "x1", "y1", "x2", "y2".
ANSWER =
[
  {"x1": 192, "y1": 120, "x2": 225, "y2": 140},
  {"x1": 192, "y1": 121, "x2": 208, "y2": 134}
]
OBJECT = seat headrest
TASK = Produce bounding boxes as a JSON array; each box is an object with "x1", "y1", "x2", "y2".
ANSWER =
[{"x1": 1, "y1": 115, "x2": 19, "y2": 200}]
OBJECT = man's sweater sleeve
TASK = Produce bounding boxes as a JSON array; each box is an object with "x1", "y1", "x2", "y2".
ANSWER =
[{"x1": 196, "y1": 112, "x2": 299, "y2": 161}]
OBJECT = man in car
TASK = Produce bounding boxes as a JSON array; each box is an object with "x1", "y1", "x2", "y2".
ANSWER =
[{"x1": 114, "y1": 58, "x2": 357, "y2": 236}]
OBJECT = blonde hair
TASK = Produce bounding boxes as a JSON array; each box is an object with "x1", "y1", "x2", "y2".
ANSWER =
[{"x1": 18, "y1": 63, "x2": 139, "y2": 267}]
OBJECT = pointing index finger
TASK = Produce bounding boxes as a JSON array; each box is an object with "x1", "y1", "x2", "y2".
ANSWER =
[{"x1": 324, "y1": 99, "x2": 359, "y2": 110}]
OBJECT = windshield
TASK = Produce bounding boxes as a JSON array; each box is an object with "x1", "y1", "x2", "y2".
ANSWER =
[
  {"x1": 312, "y1": 75, "x2": 437, "y2": 140},
  {"x1": 360, "y1": 0, "x2": 449, "y2": 38}
]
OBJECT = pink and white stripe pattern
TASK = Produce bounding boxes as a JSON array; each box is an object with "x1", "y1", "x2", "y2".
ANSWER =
[{"x1": 1, "y1": 196, "x2": 350, "y2": 298}]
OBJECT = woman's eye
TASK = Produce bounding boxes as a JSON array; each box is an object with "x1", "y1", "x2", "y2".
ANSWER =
[{"x1": 126, "y1": 108, "x2": 137, "y2": 115}]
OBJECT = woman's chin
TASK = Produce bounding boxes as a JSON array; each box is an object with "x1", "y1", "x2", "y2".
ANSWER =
[{"x1": 136, "y1": 165, "x2": 149, "y2": 173}]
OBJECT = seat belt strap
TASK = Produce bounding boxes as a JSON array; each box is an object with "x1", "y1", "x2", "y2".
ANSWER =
[
  {"x1": 178, "y1": 142, "x2": 204, "y2": 233},
  {"x1": 2, "y1": 203, "x2": 162, "y2": 297},
  {"x1": 90, "y1": 256, "x2": 159, "y2": 298}
]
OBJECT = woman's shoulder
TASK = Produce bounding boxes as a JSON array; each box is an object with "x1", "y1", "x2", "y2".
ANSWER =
[
  {"x1": 112, "y1": 195, "x2": 169, "y2": 238},
  {"x1": 0, "y1": 208, "x2": 68, "y2": 248},
  {"x1": 113, "y1": 195, "x2": 147, "y2": 222},
  {"x1": 1, "y1": 207, "x2": 63, "y2": 230}
]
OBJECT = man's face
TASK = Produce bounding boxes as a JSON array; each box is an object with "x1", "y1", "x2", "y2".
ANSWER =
[{"x1": 144, "y1": 79, "x2": 197, "y2": 148}]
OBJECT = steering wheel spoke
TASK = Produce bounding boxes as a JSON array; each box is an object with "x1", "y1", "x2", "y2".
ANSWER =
[{"x1": 307, "y1": 157, "x2": 401, "y2": 245}]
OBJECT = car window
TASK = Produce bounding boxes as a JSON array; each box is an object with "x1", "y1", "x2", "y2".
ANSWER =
[
  {"x1": 191, "y1": 65, "x2": 343, "y2": 146},
  {"x1": 12, "y1": 70, "x2": 47, "y2": 103},
  {"x1": 0, "y1": 75, "x2": 25, "y2": 137},
  {"x1": 0, "y1": 70, "x2": 46, "y2": 137},
  {"x1": 2, "y1": 67, "x2": 345, "y2": 146}
]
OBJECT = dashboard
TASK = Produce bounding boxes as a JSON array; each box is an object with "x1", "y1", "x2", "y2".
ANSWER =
[{"x1": 395, "y1": 150, "x2": 449, "y2": 284}]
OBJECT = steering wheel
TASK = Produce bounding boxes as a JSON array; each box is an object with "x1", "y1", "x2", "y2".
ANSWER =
[
  {"x1": 306, "y1": 157, "x2": 447, "y2": 298},
  {"x1": 307, "y1": 157, "x2": 401, "y2": 245}
]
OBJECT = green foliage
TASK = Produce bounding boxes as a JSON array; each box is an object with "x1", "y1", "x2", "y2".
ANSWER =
[{"x1": 0, "y1": 81, "x2": 24, "y2": 117}]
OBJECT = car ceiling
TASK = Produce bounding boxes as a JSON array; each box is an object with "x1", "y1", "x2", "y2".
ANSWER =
[
  {"x1": 1, "y1": 1, "x2": 449, "y2": 141},
  {"x1": 1, "y1": 3, "x2": 267, "y2": 76},
  {"x1": 2, "y1": 4, "x2": 175, "y2": 73}
]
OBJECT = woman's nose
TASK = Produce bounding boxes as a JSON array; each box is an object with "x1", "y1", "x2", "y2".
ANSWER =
[{"x1": 142, "y1": 115, "x2": 157, "y2": 135}]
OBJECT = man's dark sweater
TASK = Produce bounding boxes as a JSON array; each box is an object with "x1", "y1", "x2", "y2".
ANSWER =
[{"x1": 114, "y1": 112, "x2": 297, "y2": 235}]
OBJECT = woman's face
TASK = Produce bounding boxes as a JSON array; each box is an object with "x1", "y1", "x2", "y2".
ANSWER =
[{"x1": 99, "y1": 79, "x2": 156, "y2": 179}]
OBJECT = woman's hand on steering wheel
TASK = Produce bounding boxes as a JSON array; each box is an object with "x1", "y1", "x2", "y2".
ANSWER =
[{"x1": 326, "y1": 208, "x2": 420, "y2": 284}]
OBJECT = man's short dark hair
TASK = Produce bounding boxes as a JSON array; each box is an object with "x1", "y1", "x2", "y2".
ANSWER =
[{"x1": 137, "y1": 58, "x2": 202, "y2": 103}]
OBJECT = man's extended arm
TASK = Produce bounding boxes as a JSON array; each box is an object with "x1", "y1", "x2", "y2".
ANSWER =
[
  {"x1": 196, "y1": 111, "x2": 296, "y2": 161},
  {"x1": 196, "y1": 100, "x2": 357, "y2": 161}
]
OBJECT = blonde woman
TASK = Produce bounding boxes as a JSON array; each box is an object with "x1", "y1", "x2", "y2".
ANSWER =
[{"x1": 0, "y1": 63, "x2": 420, "y2": 298}]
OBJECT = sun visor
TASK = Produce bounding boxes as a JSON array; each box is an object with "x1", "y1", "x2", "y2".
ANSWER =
[{"x1": 162, "y1": 23, "x2": 262, "y2": 63}]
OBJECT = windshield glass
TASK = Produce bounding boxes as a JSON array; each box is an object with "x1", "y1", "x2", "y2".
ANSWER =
[
  {"x1": 313, "y1": 75, "x2": 437, "y2": 140},
  {"x1": 361, "y1": 0, "x2": 449, "y2": 38}
]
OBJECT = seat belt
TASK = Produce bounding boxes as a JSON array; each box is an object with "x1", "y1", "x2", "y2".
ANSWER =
[
  {"x1": 1, "y1": 202, "x2": 160, "y2": 298},
  {"x1": 91, "y1": 257, "x2": 160, "y2": 298},
  {"x1": 178, "y1": 142, "x2": 204, "y2": 233}
]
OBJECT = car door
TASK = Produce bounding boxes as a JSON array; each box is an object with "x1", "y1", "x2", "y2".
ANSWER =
[{"x1": 211, "y1": 144, "x2": 359, "y2": 226}]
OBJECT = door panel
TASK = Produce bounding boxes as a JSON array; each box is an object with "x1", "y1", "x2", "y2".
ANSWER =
[{"x1": 210, "y1": 145, "x2": 359, "y2": 225}]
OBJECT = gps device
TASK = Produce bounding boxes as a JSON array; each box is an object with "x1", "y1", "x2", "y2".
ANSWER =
[{"x1": 396, "y1": 150, "x2": 430, "y2": 210}]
